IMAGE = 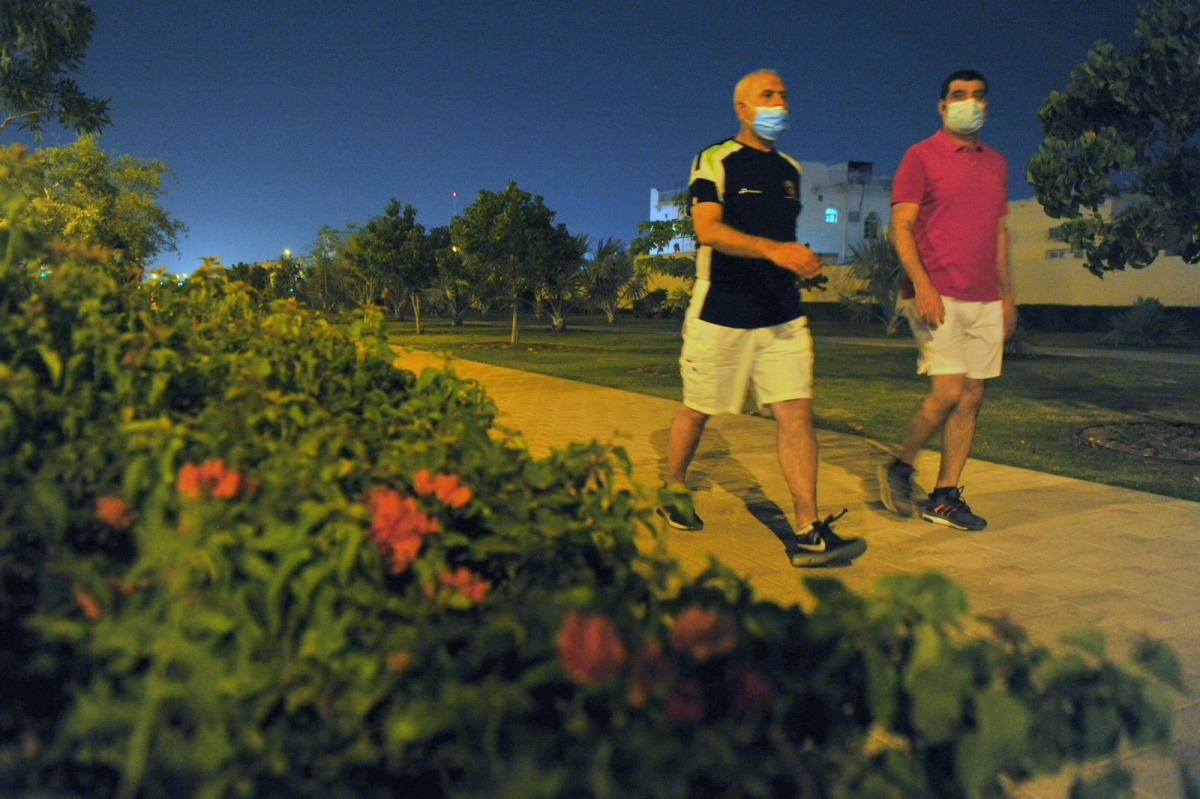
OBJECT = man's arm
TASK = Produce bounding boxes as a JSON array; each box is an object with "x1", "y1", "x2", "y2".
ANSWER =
[
  {"x1": 889, "y1": 201, "x2": 944, "y2": 327},
  {"x1": 996, "y1": 218, "x2": 1018, "y2": 338},
  {"x1": 692, "y1": 201, "x2": 822, "y2": 278}
]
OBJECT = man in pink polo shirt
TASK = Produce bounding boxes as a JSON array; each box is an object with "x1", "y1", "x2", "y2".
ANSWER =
[{"x1": 879, "y1": 69, "x2": 1018, "y2": 531}]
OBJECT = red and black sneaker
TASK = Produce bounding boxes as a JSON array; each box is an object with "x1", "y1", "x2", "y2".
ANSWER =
[{"x1": 920, "y1": 486, "x2": 987, "y2": 531}]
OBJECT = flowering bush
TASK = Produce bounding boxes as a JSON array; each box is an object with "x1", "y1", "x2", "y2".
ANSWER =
[{"x1": 0, "y1": 146, "x2": 1188, "y2": 799}]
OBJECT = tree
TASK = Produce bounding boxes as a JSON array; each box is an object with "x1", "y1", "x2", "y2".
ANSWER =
[
  {"x1": 1, "y1": 0, "x2": 110, "y2": 137},
  {"x1": 630, "y1": 190, "x2": 696, "y2": 281},
  {"x1": 580, "y1": 237, "x2": 646, "y2": 324},
  {"x1": 1027, "y1": 0, "x2": 1200, "y2": 274},
  {"x1": 420, "y1": 226, "x2": 470, "y2": 326},
  {"x1": 451, "y1": 182, "x2": 566, "y2": 345},
  {"x1": 352, "y1": 198, "x2": 436, "y2": 332},
  {"x1": 6, "y1": 136, "x2": 185, "y2": 271},
  {"x1": 341, "y1": 231, "x2": 385, "y2": 310},
  {"x1": 226, "y1": 261, "x2": 273, "y2": 295},
  {"x1": 301, "y1": 226, "x2": 352, "y2": 313},
  {"x1": 537, "y1": 230, "x2": 587, "y2": 332}
]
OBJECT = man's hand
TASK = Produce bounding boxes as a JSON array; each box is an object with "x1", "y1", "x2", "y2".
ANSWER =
[
  {"x1": 914, "y1": 286, "x2": 946, "y2": 329},
  {"x1": 766, "y1": 241, "x2": 822, "y2": 278},
  {"x1": 1002, "y1": 295, "x2": 1018, "y2": 339}
]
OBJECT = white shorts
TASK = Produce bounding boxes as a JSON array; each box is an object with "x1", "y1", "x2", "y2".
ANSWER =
[
  {"x1": 680, "y1": 315, "x2": 813, "y2": 416},
  {"x1": 903, "y1": 296, "x2": 1003, "y2": 379}
]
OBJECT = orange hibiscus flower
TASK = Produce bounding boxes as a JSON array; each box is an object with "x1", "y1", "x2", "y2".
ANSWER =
[
  {"x1": 412, "y1": 468, "x2": 471, "y2": 508},
  {"x1": 95, "y1": 496, "x2": 134, "y2": 530},
  {"x1": 365, "y1": 486, "x2": 440, "y2": 573}
]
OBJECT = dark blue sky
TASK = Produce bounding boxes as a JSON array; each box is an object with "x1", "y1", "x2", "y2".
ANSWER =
[{"x1": 23, "y1": 1, "x2": 1140, "y2": 273}]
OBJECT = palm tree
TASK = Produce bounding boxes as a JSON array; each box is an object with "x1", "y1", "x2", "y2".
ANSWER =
[
  {"x1": 843, "y1": 237, "x2": 906, "y2": 334},
  {"x1": 580, "y1": 237, "x2": 645, "y2": 324},
  {"x1": 539, "y1": 231, "x2": 588, "y2": 332}
]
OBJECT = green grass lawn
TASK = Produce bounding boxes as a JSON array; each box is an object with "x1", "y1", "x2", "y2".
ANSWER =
[{"x1": 385, "y1": 315, "x2": 1200, "y2": 502}]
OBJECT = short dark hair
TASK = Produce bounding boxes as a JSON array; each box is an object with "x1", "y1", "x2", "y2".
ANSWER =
[{"x1": 940, "y1": 70, "x2": 988, "y2": 99}]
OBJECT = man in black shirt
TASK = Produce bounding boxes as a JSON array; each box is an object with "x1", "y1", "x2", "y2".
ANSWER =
[{"x1": 661, "y1": 69, "x2": 865, "y2": 567}]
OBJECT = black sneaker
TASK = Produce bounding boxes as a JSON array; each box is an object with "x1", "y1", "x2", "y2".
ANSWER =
[
  {"x1": 658, "y1": 505, "x2": 704, "y2": 531},
  {"x1": 920, "y1": 487, "x2": 987, "y2": 531},
  {"x1": 791, "y1": 510, "x2": 866, "y2": 567},
  {"x1": 879, "y1": 458, "x2": 918, "y2": 518},
  {"x1": 657, "y1": 487, "x2": 704, "y2": 531}
]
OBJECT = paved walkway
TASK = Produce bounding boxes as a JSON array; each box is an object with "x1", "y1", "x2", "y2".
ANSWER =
[{"x1": 397, "y1": 349, "x2": 1199, "y2": 799}]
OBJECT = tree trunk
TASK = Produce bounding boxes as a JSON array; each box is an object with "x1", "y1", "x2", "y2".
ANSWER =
[
  {"x1": 411, "y1": 292, "x2": 422, "y2": 334},
  {"x1": 510, "y1": 302, "x2": 520, "y2": 345}
]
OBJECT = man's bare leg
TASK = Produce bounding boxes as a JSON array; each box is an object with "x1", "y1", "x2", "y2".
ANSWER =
[
  {"x1": 767, "y1": 398, "x2": 818, "y2": 527},
  {"x1": 898, "y1": 373, "x2": 967, "y2": 466},
  {"x1": 935, "y1": 377, "x2": 985, "y2": 488},
  {"x1": 667, "y1": 404, "x2": 709, "y2": 487}
]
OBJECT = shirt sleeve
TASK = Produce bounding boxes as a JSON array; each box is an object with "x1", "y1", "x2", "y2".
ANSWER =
[
  {"x1": 688, "y1": 147, "x2": 722, "y2": 211},
  {"x1": 891, "y1": 145, "x2": 926, "y2": 206}
]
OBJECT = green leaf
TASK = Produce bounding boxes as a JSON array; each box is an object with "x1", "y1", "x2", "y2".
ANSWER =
[
  {"x1": 903, "y1": 623, "x2": 973, "y2": 743},
  {"x1": 877, "y1": 571, "x2": 969, "y2": 624},
  {"x1": 1131, "y1": 637, "x2": 1184, "y2": 691},
  {"x1": 955, "y1": 691, "x2": 1032, "y2": 799},
  {"x1": 863, "y1": 645, "x2": 900, "y2": 728},
  {"x1": 1060, "y1": 628, "x2": 1107, "y2": 659},
  {"x1": 35, "y1": 344, "x2": 63, "y2": 385},
  {"x1": 28, "y1": 476, "x2": 69, "y2": 536}
]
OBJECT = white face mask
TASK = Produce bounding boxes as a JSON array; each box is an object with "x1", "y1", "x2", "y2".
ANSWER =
[{"x1": 945, "y1": 98, "x2": 985, "y2": 135}]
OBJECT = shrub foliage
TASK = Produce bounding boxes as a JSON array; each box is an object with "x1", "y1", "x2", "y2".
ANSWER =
[{"x1": 0, "y1": 148, "x2": 1187, "y2": 798}]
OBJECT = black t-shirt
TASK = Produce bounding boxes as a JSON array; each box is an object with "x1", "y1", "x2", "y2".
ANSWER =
[{"x1": 689, "y1": 139, "x2": 804, "y2": 328}]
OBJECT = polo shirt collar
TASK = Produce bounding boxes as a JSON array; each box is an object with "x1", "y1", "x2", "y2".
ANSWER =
[{"x1": 933, "y1": 127, "x2": 985, "y2": 153}]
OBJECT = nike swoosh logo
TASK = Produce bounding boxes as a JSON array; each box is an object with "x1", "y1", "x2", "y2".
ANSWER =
[{"x1": 796, "y1": 538, "x2": 827, "y2": 553}]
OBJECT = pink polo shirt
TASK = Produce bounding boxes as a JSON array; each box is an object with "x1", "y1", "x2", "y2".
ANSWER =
[{"x1": 891, "y1": 128, "x2": 1008, "y2": 301}]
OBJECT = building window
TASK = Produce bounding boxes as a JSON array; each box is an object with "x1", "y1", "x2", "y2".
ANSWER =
[
  {"x1": 825, "y1": 208, "x2": 838, "y2": 224},
  {"x1": 863, "y1": 212, "x2": 880, "y2": 239},
  {"x1": 1048, "y1": 226, "x2": 1066, "y2": 241},
  {"x1": 1046, "y1": 249, "x2": 1071, "y2": 259}
]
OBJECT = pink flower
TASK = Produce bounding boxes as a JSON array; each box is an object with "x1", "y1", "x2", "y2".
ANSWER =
[
  {"x1": 669, "y1": 605, "x2": 738, "y2": 662},
  {"x1": 95, "y1": 496, "x2": 134, "y2": 530},
  {"x1": 412, "y1": 468, "x2": 471, "y2": 508},
  {"x1": 556, "y1": 610, "x2": 628, "y2": 686},
  {"x1": 664, "y1": 680, "x2": 705, "y2": 723},
  {"x1": 365, "y1": 486, "x2": 440, "y2": 573}
]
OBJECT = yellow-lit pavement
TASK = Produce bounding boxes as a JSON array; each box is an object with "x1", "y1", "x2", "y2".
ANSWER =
[{"x1": 395, "y1": 349, "x2": 1200, "y2": 799}]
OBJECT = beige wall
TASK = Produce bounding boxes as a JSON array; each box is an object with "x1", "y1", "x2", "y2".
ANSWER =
[{"x1": 1008, "y1": 199, "x2": 1197, "y2": 306}]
